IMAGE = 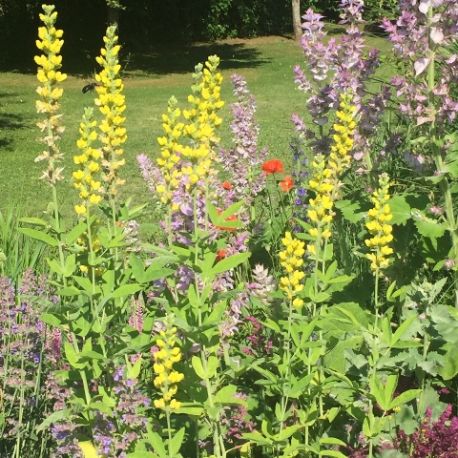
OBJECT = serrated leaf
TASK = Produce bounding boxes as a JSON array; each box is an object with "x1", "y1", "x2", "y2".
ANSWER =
[
  {"x1": 335, "y1": 199, "x2": 365, "y2": 223},
  {"x1": 415, "y1": 219, "x2": 446, "y2": 239},
  {"x1": 439, "y1": 347, "x2": 458, "y2": 380},
  {"x1": 389, "y1": 195, "x2": 411, "y2": 225}
]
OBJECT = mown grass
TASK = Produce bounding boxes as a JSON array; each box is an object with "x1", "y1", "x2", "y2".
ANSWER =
[{"x1": 0, "y1": 29, "x2": 393, "y2": 219}]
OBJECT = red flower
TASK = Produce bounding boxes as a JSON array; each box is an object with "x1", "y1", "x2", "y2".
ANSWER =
[
  {"x1": 262, "y1": 159, "x2": 284, "y2": 174},
  {"x1": 216, "y1": 249, "x2": 227, "y2": 261},
  {"x1": 279, "y1": 175, "x2": 294, "y2": 192},
  {"x1": 222, "y1": 181, "x2": 233, "y2": 190}
]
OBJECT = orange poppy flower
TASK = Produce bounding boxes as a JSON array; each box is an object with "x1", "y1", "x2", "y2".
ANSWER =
[
  {"x1": 222, "y1": 181, "x2": 233, "y2": 190},
  {"x1": 279, "y1": 175, "x2": 294, "y2": 192},
  {"x1": 262, "y1": 159, "x2": 284, "y2": 174}
]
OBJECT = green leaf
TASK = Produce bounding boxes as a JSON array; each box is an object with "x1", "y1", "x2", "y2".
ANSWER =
[
  {"x1": 146, "y1": 430, "x2": 167, "y2": 457},
  {"x1": 275, "y1": 424, "x2": 301, "y2": 442},
  {"x1": 58, "y1": 286, "x2": 82, "y2": 297},
  {"x1": 47, "y1": 258, "x2": 63, "y2": 276},
  {"x1": 111, "y1": 283, "x2": 141, "y2": 299},
  {"x1": 63, "y1": 221, "x2": 87, "y2": 245},
  {"x1": 319, "y1": 451, "x2": 348, "y2": 458},
  {"x1": 242, "y1": 431, "x2": 272, "y2": 446},
  {"x1": 170, "y1": 427, "x2": 185, "y2": 456},
  {"x1": 74, "y1": 276, "x2": 96, "y2": 295},
  {"x1": 414, "y1": 219, "x2": 446, "y2": 239},
  {"x1": 40, "y1": 312, "x2": 62, "y2": 327},
  {"x1": 389, "y1": 195, "x2": 411, "y2": 225},
  {"x1": 174, "y1": 404, "x2": 203, "y2": 416},
  {"x1": 142, "y1": 266, "x2": 175, "y2": 283},
  {"x1": 214, "y1": 385, "x2": 246, "y2": 405},
  {"x1": 439, "y1": 347, "x2": 458, "y2": 380},
  {"x1": 207, "y1": 356, "x2": 219, "y2": 379},
  {"x1": 36, "y1": 409, "x2": 71, "y2": 432},
  {"x1": 63, "y1": 254, "x2": 76, "y2": 277},
  {"x1": 19, "y1": 216, "x2": 47, "y2": 226},
  {"x1": 335, "y1": 199, "x2": 365, "y2": 223},
  {"x1": 210, "y1": 252, "x2": 250, "y2": 276},
  {"x1": 390, "y1": 389, "x2": 421, "y2": 410},
  {"x1": 64, "y1": 342, "x2": 85, "y2": 369},
  {"x1": 192, "y1": 356, "x2": 207, "y2": 379},
  {"x1": 126, "y1": 356, "x2": 142, "y2": 379},
  {"x1": 19, "y1": 227, "x2": 58, "y2": 247},
  {"x1": 319, "y1": 437, "x2": 346, "y2": 447},
  {"x1": 391, "y1": 315, "x2": 417, "y2": 346}
]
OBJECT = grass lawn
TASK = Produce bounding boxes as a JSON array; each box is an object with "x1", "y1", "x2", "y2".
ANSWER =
[{"x1": 0, "y1": 29, "x2": 392, "y2": 219}]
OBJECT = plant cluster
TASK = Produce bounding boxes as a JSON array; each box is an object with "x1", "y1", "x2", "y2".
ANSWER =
[{"x1": 2, "y1": 1, "x2": 458, "y2": 457}]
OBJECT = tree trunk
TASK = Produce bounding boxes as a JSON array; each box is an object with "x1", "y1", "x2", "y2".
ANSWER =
[{"x1": 292, "y1": 0, "x2": 302, "y2": 41}]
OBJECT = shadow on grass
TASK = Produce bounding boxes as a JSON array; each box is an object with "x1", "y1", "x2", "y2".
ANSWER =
[
  {"x1": 0, "y1": 41, "x2": 270, "y2": 78},
  {"x1": 0, "y1": 92, "x2": 28, "y2": 151}
]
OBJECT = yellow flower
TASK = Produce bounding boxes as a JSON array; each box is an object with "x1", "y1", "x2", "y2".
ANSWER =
[
  {"x1": 365, "y1": 173, "x2": 394, "y2": 272},
  {"x1": 154, "y1": 55, "x2": 224, "y2": 203},
  {"x1": 170, "y1": 399, "x2": 181, "y2": 410},
  {"x1": 305, "y1": 92, "x2": 357, "y2": 258},
  {"x1": 152, "y1": 318, "x2": 183, "y2": 410},
  {"x1": 34, "y1": 4, "x2": 67, "y2": 185},
  {"x1": 78, "y1": 441, "x2": 99, "y2": 458},
  {"x1": 72, "y1": 108, "x2": 103, "y2": 217},
  {"x1": 279, "y1": 232, "x2": 306, "y2": 309},
  {"x1": 95, "y1": 25, "x2": 126, "y2": 198}
]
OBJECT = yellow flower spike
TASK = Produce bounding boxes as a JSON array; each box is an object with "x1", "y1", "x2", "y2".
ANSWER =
[
  {"x1": 152, "y1": 317, "x2": 183, "y2": 411},
  {"x1": 154, "y1": 55, "x2": 224, "y2": 204},
  {"x1": 305, "y1": 92, "x2": 357, "y2": 257},
  {"x1": 72, "y1": 108, "x2": 103, "y2": 217},
  {"x1": 365, "y1": 173, "x2": 394, "y2": 273},
  {"x1": 279, "y1": 232, "x2": 306, "y2": 310},
  {"x1": 94, "y1": 25, "x2": 126, "y2": 199},
  {"x1": 34, "y1": 3, "x2": 67, "y2": 185}
]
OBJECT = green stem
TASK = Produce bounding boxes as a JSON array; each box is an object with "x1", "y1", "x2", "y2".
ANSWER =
[
  {"x1": 374, "y1": 270, "x2": 380, "y2": 330},
  {"x1": 277, "y1": 298, "x2": 295, "y2": 457},
  {"x1": 166, "y1": 408, "x2": 173, "y2": 458},
  {"x1": 51, "y1": 185, "x2": 67, "y2": 287},
  {"x1": 14, "y1": 352, "x2": 26, "y2": 458}
]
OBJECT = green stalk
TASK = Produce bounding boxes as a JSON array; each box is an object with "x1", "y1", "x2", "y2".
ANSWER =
[
  {"x1": 14, "y1": 351, "x2": 26, "y2": 458},
  {"x1": 278, "y1": 298, "x2": 294, "y2": 454},
  {"x1": 166, "y1": 408, "x2": 173, "y2": 458}
]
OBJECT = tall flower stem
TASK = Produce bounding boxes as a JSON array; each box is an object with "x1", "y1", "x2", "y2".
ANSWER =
[{"x1": 166, "y1": 408, "x2": 173, "y2": 458}]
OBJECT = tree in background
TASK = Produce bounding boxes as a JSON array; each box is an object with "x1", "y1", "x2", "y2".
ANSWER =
[{"x1": 292, "y1": 0, "x2": 302, "y2": 40}]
